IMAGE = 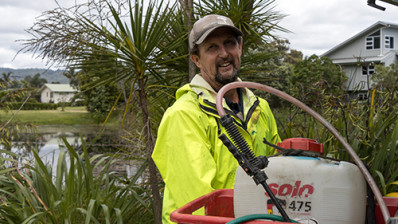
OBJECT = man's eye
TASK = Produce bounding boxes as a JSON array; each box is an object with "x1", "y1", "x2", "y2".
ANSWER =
[
  {"x1": 208, "y1": 45, "x2": 217, "y2": 51},
  {"x1": 226, "y1": 40, "x2": 234, "y2": 45}
]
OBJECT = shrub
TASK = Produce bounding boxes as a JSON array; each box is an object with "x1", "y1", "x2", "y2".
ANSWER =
[{"x1": 6, "y1": 102, "x2": 58, "y2": 110}]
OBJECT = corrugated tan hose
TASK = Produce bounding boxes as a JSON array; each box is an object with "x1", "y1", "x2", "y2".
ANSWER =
[{"x1": 216, "y1": 81, "x2": 390, "y2": 224}]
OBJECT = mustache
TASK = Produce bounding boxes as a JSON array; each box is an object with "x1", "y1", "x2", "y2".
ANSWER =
[{"x1": 216, "y1": 57, "x2": 233, "y2": 66}]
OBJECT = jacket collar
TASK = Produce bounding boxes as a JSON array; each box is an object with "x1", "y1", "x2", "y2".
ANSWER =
[
  {"x1": 175, "y1": 74, "x2": 259, "y2": 121},
  {"x1": 189, "y1": 74, "x2": 254, "y2": 104}
]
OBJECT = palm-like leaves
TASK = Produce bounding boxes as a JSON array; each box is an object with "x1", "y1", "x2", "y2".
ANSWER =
[
  {"x1": 195, "y1": 0, "x2": 288, "y2": 47},
  {"x1": 74, "y1": 0, "x2": 178, "y2": 86}
]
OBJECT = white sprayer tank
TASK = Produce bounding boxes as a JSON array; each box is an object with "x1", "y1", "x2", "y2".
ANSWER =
[{"x1": 234, "y1": 138, "x2": 367, "y2": 224}]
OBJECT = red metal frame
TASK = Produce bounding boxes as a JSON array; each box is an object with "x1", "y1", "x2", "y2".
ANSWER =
[
  {"x1": 171, "y1": 189, "x2": 398, "y2": 224},
  {"x1": 376, "y1": 197, "x2": 398, "y2": 224},
  {"x1": 170, "y1": 189, "x2": 295, "y2": 224}
]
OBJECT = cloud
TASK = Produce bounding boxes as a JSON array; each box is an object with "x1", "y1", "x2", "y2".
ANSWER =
[
  {"x1": 0, "y1": 0, "x2": 76, "y2": 69},
  {"x1": 0, "y1": 47, "x2": 48, "y2": 69},
  {"x1": 2, "y1": 0, "x2": 398, "y2": 68},
  {"x1": 0, "y1": 7, "x2": 36, "y2": 34},
  {"x1": 275, "y1": 0, "x2": 398, "y2": 56},
  {"x1": 0, "y1": 0, "x2": 59, "y2": 11}
]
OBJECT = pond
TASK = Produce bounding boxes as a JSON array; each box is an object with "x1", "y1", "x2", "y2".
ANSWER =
[{"x1": 4, "y1": 124, "x2": 144, "y2": 179}]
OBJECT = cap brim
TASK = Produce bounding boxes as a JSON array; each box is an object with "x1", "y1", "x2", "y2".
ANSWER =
[{"x1": 194, "y1": 25, "x2": 243, "y2": 46}]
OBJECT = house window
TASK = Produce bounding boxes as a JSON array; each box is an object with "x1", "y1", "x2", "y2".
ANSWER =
[
  {"x1": 366, "y1": 31, "x2": 380, "y2": 50},
  {"x1": 362, "y1": 65, "x2": 375, "y2": 76},
  {"x1": 50, "y1": 92, "x2": 53, "y2": 98},
  {"x1": 385, "y1": 36, "x2": 394, "y2": 49},
  {"x1": 358, "y1": 93, "x2": 368, "y2": 101}
]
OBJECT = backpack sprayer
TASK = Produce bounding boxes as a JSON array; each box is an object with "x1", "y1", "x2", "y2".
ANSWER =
[{"x1": 215, "y1": 81, "x2": 393, "y2": 224}]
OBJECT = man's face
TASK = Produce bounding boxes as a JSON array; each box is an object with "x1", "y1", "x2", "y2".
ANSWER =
[{"x1": 191, "y1": 27, "x2": 243, "y2": 91}]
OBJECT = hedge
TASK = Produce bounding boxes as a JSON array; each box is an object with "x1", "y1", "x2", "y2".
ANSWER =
[{"x1": 6, "y1": 102, "x2": 58, "y2": 110}]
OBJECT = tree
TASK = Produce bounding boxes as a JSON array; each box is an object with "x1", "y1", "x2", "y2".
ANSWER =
[
  {"x1": 371, "y1": 62, "x2": 398, "y2": 111},
  {"x1": 24, "y1": 73, "x2": 47, "y2": 88},
  {"x1": 235, "y1": 39, "x2": 300, "y2": 108},
  {"x1": 22, "y1": 0, "x2": 181, "y2": 222},
  {"x1": 371, "y1": 62, "x2": 398, "y2": 91},
  {"x1": 290, "y1": 54, "x2": 346, "y2": 109},
  {"x1": 78, "y1": 68, "x2": 120, "y2": 121},
  {"x1": 178, "y1": 0, "x2": 196, "y2": 80},
  {"x1": 63, "y1": 67, "x2": 80, "y2": 88},
  {"x1": 1, "y1": 72, "x2": 12, "y2": 89}
]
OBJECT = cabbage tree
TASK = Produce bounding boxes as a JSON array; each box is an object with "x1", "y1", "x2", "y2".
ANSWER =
[
  {"x1": 21, "y1": 0, "x2": 181, "y2": 222},
  {"x1": 75, "y1": 1, "x2": 180, "y2": 222}
]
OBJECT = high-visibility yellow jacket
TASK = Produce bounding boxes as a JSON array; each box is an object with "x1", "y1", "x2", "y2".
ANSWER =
[{"x1": 152, "y1": 75, "x2": 280, "y2": 223}]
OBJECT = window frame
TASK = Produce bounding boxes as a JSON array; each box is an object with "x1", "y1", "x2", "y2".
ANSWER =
[
  {"x1": 385, "y1": 35, "x2": 394, "y2": 49},
  {"x1": 366, "y1": 31, "x2": 381, "y2": 50},
  {"x1": 362, "y1": 65, "x2": 375, "y2": 76}
]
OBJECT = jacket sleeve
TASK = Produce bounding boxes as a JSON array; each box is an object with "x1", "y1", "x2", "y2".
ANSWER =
[{"x1": 152, "y1": 105, "x2": 216, "y2": 223}]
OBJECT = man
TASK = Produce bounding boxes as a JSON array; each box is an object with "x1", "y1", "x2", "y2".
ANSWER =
[{"x1": 152, "y1": 14, "x2": 280, "y2": 223}]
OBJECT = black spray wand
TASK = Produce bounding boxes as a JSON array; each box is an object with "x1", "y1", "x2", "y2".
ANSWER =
[{"x1": 218, "y1": 115, "x2": 291, "y2": 222}]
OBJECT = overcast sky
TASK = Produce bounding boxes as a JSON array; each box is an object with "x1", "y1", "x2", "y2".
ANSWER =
[{"x1": 1, "y1": 0, "x2": 398, "y2": 69}]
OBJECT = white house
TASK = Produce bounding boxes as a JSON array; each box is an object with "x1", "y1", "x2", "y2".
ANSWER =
[
  {"x1": 40, "y1": 84, "x2": 78, "y2": 103},
  {"x1": 322, "y1": 21, "x2": 398, "y2": 99}
]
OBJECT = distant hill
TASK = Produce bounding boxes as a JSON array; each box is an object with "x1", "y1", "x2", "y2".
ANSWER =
[{"x1": 0, "y1": 68, "x2": 69, "y2": 84}]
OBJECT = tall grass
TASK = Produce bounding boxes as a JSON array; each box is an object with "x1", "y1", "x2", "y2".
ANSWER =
[{"x1": 0, "y1": 139, "x2": 154, "y2": 223}]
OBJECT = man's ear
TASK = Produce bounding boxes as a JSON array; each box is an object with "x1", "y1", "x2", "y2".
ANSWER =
[
  {"x1": 238, "y1": 39, "x2": 243, "y2": 56},
  {"x1": 190, "y1": 54, "x2": 201, "y2": 68}
]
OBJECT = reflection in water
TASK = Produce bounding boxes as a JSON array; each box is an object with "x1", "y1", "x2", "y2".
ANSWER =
[{"x1": 4, "y1": 125, "x2": 142, "y2": 179}]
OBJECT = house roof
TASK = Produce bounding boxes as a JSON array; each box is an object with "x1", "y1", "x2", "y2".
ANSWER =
[
  {"x1": 41, "y1": 84, "x2": 78, "y2": 93},
  {"x1": 322, "y1": 21, "x2": 398, "y2": 57}
]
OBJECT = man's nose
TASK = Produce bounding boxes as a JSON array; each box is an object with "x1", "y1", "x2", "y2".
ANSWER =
[{"x1": 218, "y1": 46, "x2": 228, "y2": 58}]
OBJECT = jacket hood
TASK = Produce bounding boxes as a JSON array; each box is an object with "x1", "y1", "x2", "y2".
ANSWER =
[{"x1": 176, "y1": 74, "x2": 217, "y2": 101}]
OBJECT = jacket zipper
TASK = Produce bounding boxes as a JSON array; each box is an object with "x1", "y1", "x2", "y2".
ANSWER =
[{"x1": 243, "y1": 98, "x2": 260, "y2": 130}]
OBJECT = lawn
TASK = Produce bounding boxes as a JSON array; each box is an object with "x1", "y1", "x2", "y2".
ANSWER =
[{"x1": 0, "y1": 106, "x2": 102, "y2": 125}]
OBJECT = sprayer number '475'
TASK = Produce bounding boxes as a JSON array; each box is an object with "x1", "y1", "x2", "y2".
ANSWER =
[{"x1": 288, "y1": 200, "x2": 311, "y2": 212}]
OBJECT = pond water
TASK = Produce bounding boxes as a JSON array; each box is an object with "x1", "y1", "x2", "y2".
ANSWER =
[{"x1": 5, "y1": 124, "x2": 143, "y2": 179}]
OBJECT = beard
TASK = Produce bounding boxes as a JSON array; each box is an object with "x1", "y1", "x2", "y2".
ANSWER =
[{"x1": 215, "y1": 66, "x2": 239, "y2": 85}]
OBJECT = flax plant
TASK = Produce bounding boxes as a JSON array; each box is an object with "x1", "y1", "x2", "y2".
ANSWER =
[
  {"x1": 275, "y1": 78, "x2": 398, "y2": 196},
  {"x1": 293, "y1": 90, "x2": 398, "y2": 195},
  {"x1": 0, "y1": 139, "x2": 152, "y2": 223}
]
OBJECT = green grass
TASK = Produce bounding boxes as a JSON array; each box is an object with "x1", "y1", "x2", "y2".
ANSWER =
[{"x1": 0, "y1": 107, "x2": 103, "y2": 125}]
